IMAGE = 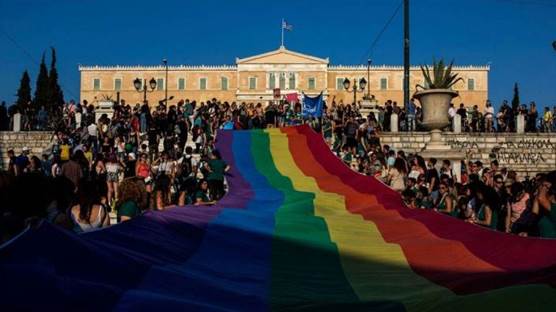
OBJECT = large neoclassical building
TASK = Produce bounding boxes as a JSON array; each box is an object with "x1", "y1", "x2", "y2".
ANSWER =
[{"x1": 79, "y1": 46, "x2": 489, "y2": 108}]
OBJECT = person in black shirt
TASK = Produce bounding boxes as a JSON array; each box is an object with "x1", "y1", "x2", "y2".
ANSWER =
[
  {"x1": 383, "y1": 101, "x2": 393, "y2": 131},
  {"x1": 426, "y1": 158, "x2": 440, "y2": 202},
  {"x1": 175, "y1": 115, "x2": 188, "y2": 152},
  {"x1": 147, "y1": 126, "x2": 158, "y2": 159},
  {"x1": 265, "y1": 105, "x2": 277, "y2": 128},
  {"x1": 332, "y1": 119, "x2": 344, "y2": 152},
  {"x1": 124, "y1": 153, "x2": 137, "y2": 178},
  {"x1": 470, "y1": 105, "x2": 480, "y2": 132},
  {"x1": 526, "y1": 102, "x2": 538, "y2": 132},
  {"x1": 167, "y1": 105, "x2": 177, "y2": 134},
  {"x1": 344, "y1": 116, "x2": 358, "y2": 154},
  {"x1": 0, "y1": 101, "x2": 8, "y2": 131},
  {"x1": 456, "y1": 103, "x2": 467, "y2": 130}
]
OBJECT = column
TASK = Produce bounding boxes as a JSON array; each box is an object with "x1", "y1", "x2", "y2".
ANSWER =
[
  {"x1": 391, "y1": 113, "x2": 398, "y2": 133},
  {"x1": 517, "y1": 114, "x2": 525, "y2": 134},
  {"x1": 453, "y1": 114, "x2": 461, "y2": 133},
  {"x1": 13, "y1": 113, "x2": 21, "y2": 132}
]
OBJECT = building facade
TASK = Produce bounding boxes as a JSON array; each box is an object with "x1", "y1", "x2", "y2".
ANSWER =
[{"x1": 80, "y1": 46, "x2": 489, "y2": 108}]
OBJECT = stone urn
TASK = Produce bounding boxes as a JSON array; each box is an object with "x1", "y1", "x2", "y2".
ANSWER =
[{"x1": 413, "y1": 89, "x2": 458, "y2": 130}]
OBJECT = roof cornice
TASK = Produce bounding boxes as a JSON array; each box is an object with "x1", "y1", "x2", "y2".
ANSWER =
[
  {"x1": 78, "y1": 65, "x2": 237, "y2": 71},
  {"x1": 78, "y1": 64, "x2": 489, "y2": 71},
  {"x1": 329, "y1": 65, "x2": 490, "y2": 71}
]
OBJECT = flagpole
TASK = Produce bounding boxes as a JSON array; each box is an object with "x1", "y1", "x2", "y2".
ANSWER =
[{"x1": 281, "y1": 18, "x2": 284, "y2": 47}]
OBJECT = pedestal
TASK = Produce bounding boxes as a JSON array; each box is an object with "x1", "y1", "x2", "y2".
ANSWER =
[
  {"x1": 95, "y1": 101, "x2": 115, "y2": 123},
  {"x1": 13, "y1": 113, "x2": 21, "y2": 132},
  {"x1": 453, "y1": 114, "x2": 461, "y2": 133},
  {"x1": 390, "y1": 113, "x2": 398, "y2": 133},
  {"x1": 419, "y1": 130, "x2": 465, "y2": 181},
  {"x1": 360, "y1": 100, "x2": 372, "y2": 117}
]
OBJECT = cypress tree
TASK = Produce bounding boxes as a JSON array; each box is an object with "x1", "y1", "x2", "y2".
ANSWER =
[
  {"x1": 15, "y1": 70, "x2": 32, "y2": 109},
  {"x1": 47, "y1": 47, "x2": 64, "y2": 111},
  {"x1": 511, "y1": 82, "x2": 520, "y2": 112},
  {"x1": 34, "y1": 53, "x2": 49, "y2": 109}
]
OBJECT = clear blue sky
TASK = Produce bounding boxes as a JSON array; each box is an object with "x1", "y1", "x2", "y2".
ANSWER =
[{"x1": 1, "y1": 0, "x2": 555, "y2": 110}]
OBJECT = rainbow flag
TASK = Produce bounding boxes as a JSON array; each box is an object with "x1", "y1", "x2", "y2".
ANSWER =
[{"x1": 1, "y1": 125, "x2": 556, "y2": 311}]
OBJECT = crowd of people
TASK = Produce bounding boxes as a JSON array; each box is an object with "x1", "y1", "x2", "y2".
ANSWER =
[
  {"x1": 448, "y1": 100, "x2": 556, "y2": 133},
  {"x1": 336, "y1": 131, "x2": 556, "y2": 237},
  {"x1": 2, "y1": 97, "x2": 556, "y2": 133},
  {"x1": 1, "y1": 97, "x2": 555, "y2": 245}
]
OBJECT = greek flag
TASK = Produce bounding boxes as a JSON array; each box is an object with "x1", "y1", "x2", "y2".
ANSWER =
[
  {"x1": 282, "y1": 20, "x2": 293, "y2": 31},
  {"x1": 302, "y1": 92, "x2": 323, "y2": 118}
]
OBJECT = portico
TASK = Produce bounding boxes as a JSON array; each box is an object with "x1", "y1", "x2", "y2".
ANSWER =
[{"x1": 235, "y1": 46, "x2": 328, "y2": 102}]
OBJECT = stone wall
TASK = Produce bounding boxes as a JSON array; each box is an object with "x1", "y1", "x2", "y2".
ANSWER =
[
  {"x1": 0, "y1": 132, "x2": 53, "y2": 169},
  {"x1": 379, "y1": 132, "x2": 556, "y2": 178}
]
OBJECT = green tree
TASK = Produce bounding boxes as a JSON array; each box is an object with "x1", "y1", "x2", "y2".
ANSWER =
[
  {"x1": 15, "y1": 70, "x2": 32, "y2": 109},
  {"x1": 47, "y1": 47, "x2": 64, "y2": 111},
  {"x1": 34, "y1": 52, "x2": 49, "y2": 109},
  {"x1": 511, "y1": 82, "x2": 520, "y2": 112}
]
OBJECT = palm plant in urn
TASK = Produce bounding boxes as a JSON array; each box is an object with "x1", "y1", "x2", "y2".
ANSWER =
[{"x1": 414, "y1": 59, "x2": 463, "y2": 130}]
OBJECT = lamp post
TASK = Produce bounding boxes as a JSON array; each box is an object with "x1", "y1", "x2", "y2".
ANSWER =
[
  {"x1": 343, "y1": 77, "x2": 367, "y2": 106},
  {"x1": 133, "y1": 77, "x2": 157, "y2": 104},
  {"x1": 366, "y1": 58, "x2": 372, "y2": 99},
  {"x1": 162, "y1": 58, "x2": 169, "y2": 104}
]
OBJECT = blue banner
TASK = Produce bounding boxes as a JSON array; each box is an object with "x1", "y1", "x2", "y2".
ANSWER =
[{"x1": 302, "y1": 92, "x2": 323, "y2": 118}]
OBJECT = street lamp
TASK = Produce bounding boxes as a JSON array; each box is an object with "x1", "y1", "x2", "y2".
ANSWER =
[
  {"x1": 366, "y1": 58, "x2": 372, "y2": 99},
  {"x1": 343, "y1": 77, "x2": 367, "y2": 106},
  {"x1": 134, "y1": 77, "x2": 157, "y2": 104},
  {"x1": 162, "y1": 58, "x2": 169, "y2": 104}
]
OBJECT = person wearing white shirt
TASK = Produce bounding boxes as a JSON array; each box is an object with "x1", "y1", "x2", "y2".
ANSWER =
[
  {"x1": 448, "y1": 103, "x2": 457, "y2": 131},
  {"x1": 87, "y1": 123, "x2": 98, "y2": 137},
  {"x1": 87, "y1": 122, "x2": 98, "y2": 153},
  {"x1": 448, "y1": 103, "x2": 457, "y2": 119},
  {"x1": 484, "y1": 100, "x2": 495, "y2": 132}
]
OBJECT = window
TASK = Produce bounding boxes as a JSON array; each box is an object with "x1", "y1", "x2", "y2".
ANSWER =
[
  {"x1": 279, "y1": 73, "x2": 286, "y2": 89},
  {"x1": 93, "y1": 78, "x2": 101, "y2": 91},
  {"x1": 221, "y1": 77, "x2": 228, "y2": 90},
  {"x1": 200, "y1": 78, "x2": 207, "y2": 90},
  {"x1": 336, "y1": 77, "x2": 344, "y2": 90},
  {"x1": 288, "y1": 73, "x2": 296, "y2": 89},
  {"x1": 468, "y1": 78, "x2": 475, "y2": 91},
  {"x1": 249, "y1": 77, "x2": 257, "y2": 90},
  {"x1": 178, "y1": 78, "x2": 185, "y2": 90},
  {"x1": 156, "y1": 78, "x2": 164, "y2": 91},
  {"x1": 114, "y1": 78, "x2": 121, "y2": 91},
  {"x1": 380, "y1": 78, "x2": 388, "y2": 90},
  {"x1": 308, "y1": 77, "x2": 316, "y2": 90},
  {"x1": 269, "y1": 73, "x2": 276, "y2": 89}
]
